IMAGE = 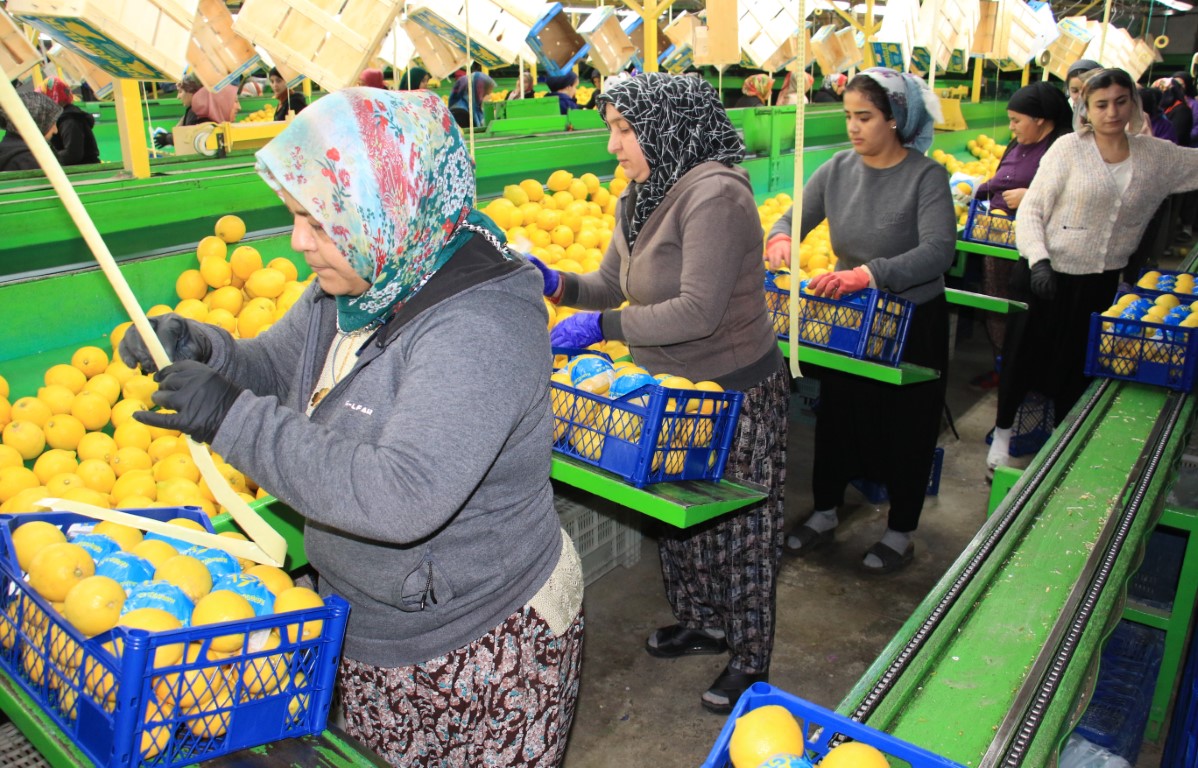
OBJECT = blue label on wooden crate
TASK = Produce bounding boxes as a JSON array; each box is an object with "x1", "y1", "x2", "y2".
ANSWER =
[
  {"x1": 214, "y1": 55, "x2": 264, "y2": 92},
  {"x1": 871, "y1": 41, "x2": 907, "y2": 70},
  {"x1": 659, "y1": 43, "x2": 693, "y2": 73},
  {"x1": 408, "y1": 8, "x2": 508, "y2": 69},
  {"x1": 16, "y1": 15, "x2": 172, "y2": 81}
]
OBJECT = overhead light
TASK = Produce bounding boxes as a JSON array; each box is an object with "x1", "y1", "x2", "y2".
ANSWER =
[
  {"x1": 1154, "y1": 0, "x2": 1192, "y2": 11},
  {"x1": 852, "y1": 4, "x2": 889, "y2": 14},
  {"x1": 812, "y1": 0, "x2": 852, "y2": 9}
]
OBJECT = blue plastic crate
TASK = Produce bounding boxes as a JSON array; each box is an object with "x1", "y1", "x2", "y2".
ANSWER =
[
  {"x1": 1084, "y1": 313, "x2": 1198, "y2": 392},
  {"x1": 1164, "y1": 613, "x2": 1198, "y2": 766},
  {"x1": 550, "y1": 355, "x2": 743, "y2": 488},
  {"x1": 702, "y1": 683, "x2": 967, "y2": 767},
  {"x1": 1073, "y1": 621, "x2": 1164, "y2": 765},
  {"x1": 1128, "y1": 526, "x2": 1186, "y2": 611},
  {"x1": 961, "y1": 198, "x2": 1017, "y2": 248},
  {"x1": 985, "y1": 392, "x2": 1054, "y2": 458},
  {"x1": 525, "y1": 3, "x2": 590, "y2": 77},
  {"x1": 764, "y1": 279, "x2": 914, "y2": 366},
  {"x1": 0, "y1": 507, "x2": 349, "y2": 768},
  {"x1": 1129, "y1": 268, "x2": 1198, "y2": 303},
  {"x1": 850, "y1": 446, "x2": 944, "y2": 504}
]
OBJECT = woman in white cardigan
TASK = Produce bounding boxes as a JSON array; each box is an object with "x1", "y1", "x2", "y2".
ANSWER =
[{"x1": 990, "y1": 69, "x2": 1198, "y2": 472}]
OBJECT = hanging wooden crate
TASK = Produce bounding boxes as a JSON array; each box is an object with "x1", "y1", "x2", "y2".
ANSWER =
[
  {"x1": 989, "y1": 0, "x2": 1050, "y2": 71},
  {"x1": 870, "y1": 0, "x2": 919, "y2": 71},
  {"x1": 188, "y1": 0, "x2": 261, "y2": 92},
  {"x1": 1083, "y1": 24, "x2": 1140, "y2": 79},
  {"x1": 398, "y1": 17, "x2": 464, "y2": 79},
  {"x1": 1043, "y1": 17, "x2": 1092, "y2": 80},
  {"x1": 7, "y1": 0, "x2": 198, "y2": 82},
  {"x1": 811, "y1": 24, "x2": 860, "y2": 74},
  {"x1": 404, "y1": 1, "x2": 531, "y2": 69},
  {"x1": 1130, "y1": 37, "x2": 1156, "y2": 81},
  {"x1": 233, "y1": 0, "x2": 402, "y2": 92},
  {"x1": 664, "y1": 11, "x2": 700, "y2": 49},
  {"x1": 47, "y1": 43, "x2": 114, "y2": 98},
  {"x1": 374, "y1": 22, "x2": 417, "y2": 74},
  {"x1": 627, "y1": 15, "x2": 668, "y2": 73},
  {"x1": 972, "y1": 0, "x2": 999, "y2": 55},
  {"x1": 0, "y1": 8, "x2": 41, "y2": 81},
  {"x1": 693, "y1": 0, "x2": 738, "y2": 67},
  {"x1": 739, "y1": 0, "x2": 804, "y2": 71},
  {"x1": 526, "y1": 3, "x2": 588, "y2": 77},
  {"x1": 578, "y1": 6, "x2": 637, "y2": 76},
  {"x1": 910, "y1": 0, "x2": 977, "y2": 74},
  {"x1": 658, "y1": 43, "x2": 693, "y2": 74}
]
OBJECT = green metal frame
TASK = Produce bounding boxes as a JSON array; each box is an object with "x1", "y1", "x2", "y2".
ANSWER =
[{"x1": 777, "y1": 340, "x2": 939, "y2": 385}]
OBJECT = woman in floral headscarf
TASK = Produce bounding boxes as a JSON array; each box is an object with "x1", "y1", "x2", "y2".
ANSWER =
[
  {"x1": 118, "y1": 89, "x2": 583, "y2": 767},
  {"x1": 770, "y1": 68, "x2": 955, "y2": 574},
  {"x1": 528, "y1": 72, "x2": 788, "y2": 714},
  {"x1": 735, "y1": 73, "x2": 775, "y2": 107}
]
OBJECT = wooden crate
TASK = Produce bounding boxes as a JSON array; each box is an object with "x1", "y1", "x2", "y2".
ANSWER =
[
  {"x1": 188, "y1": 0, "x2": 260, "y2": 92},
  {"x1": 7, "y1": 0, "x2": 198, "y2": 81},
  {"x1": 399, "y1": 17, "x2": 465, "y2": 79},
  {"x1": 526, "y1": 2, "x2": 588, "y2": 76},
  {"x1": 1130, "y1": 37, "x2": 1156, "y2": 80},
  {"x1": 578, "y1": 6, "x2": 637, "y2": 76},
  {"x1": 658, "y1": 43, "x2": 693, "y2": 74},
  {"x1": 1083, "y1": 24, "x2": 1147, "y2": 81},
  {"x1": 47, "y1": 43, "x2": 114, "y2": 98},
  {"x1": 1043, "y1": 17, "x2": 1092, "y2": 80},
  {"x1": 989, "y1": 0, "x2": 1051, "y2": 71},
  {"x1": 911, "y1": 0, "x2": 978, "y2": 74},
  {"x1": 233, "y1": 0, "x2": 402, "y2": 92},
  {"x1": 693, "y1": 0, "x2": 738, "y2": 67},
  {"x1": 871, "y1": 0, "x2": 919, "y2": 71},
  {"x1": 627, "y1": 17, "x2": 669, "y2": 72},
  {"x1": 739, "y1": 0, "x2": 804, "y2": 71},
  {"x1": 1, "y1": 8, "x2": 41, "y2": 80},
  {"x1": 404, "y1": 3, "x2": 521, "y2": 69},
  {"x1": 811, "y1": 24, "x2": 860, "y2": 74},
  {"x1": 972, "y1": 0, "x2": 998, "y2": 55},
  {"x1": 374, "y1": 22, "x2": 417, "y2": 74},
  {"x1": 664, "y1": 11, "x2": 699, "y2": 49}
]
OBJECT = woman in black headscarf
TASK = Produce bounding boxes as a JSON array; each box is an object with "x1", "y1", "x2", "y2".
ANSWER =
[
  {"x1": 980, "y1": 83, "x2": 1073, "y2": 475},
  {"x1": 0, "y1": 91, "x2": 61, "y2": 172},
  {"x1": 1154, "y1": 77, "x2": 1193, "y2": 148},
  {"x1": 528, "y1": 72, "x2": 788, "y2": 714}
]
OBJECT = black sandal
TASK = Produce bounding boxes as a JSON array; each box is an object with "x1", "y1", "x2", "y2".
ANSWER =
[
  {"x1": 700, "y1": 663, "x2": 769, "y2": 715},
  {"x1": 783, "y1": 523, "x2": 834, "y2": 556},
  {"x1": 645, "y1": 625, "x2": 728, "y2": 659},
  {"x1": 861, "y1": 541, "x2": 915, "y2": 575}
]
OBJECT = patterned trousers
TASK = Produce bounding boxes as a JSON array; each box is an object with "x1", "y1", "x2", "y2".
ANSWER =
[
  {"x1": 339, "y1": 605, "x2": 584, "y2": 768},
  {"x1": 658, "y1": 365, "x2": 790, "y2": 674}
]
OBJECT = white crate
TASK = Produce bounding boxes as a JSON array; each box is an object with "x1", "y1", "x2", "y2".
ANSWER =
[
  {"x1": 693, "y1": 0, "x2": 738, "y2": 67},
  {"x1": 912, "y1": 0, "x2": 978, "y2": 74},
  {"x1": 1083, "y1": 24, "x2": 1143, "y2": 80},
  {"x1": 578, "y1": 6, "x2": 637, "y2": 76},
  {"x1": 188, "y1": 0, "x2": 261, "y2": 92},
  {"x1": 0, "y1": 8, "x2": 41, "y2": 81},
  {"x1": 555, "y1": 489, "x2": 642, "y2": 588},
  {"x1": 811, "y1": 24, "x2": 860, "y2": 74},
  {"x1": 233, "y1": 0, "x2": 402, "y2": 92},
  {"x1": 374, "y1": 21, "x2": 418, "y2": 73},
  {"x1": 739, "y1": 0, "x2": 806, "y2": 71},
  {"x1": 400, "y1": 16, "x2": 466, "y2": 79},
  {"x1": 7, "y1": 0, "x2": 197, "y2": 82},
  {"x1": 989, "y1": 0, "x2": 1054, "y2": 71}
]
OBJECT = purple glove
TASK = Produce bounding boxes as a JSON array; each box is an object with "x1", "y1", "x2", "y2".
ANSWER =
[
  {"x1": 550, "y1": 312, "x2": 604, "y2": 348},
  {"x1": 525, "y1": 254, "x2": 561, "y2": 298}
]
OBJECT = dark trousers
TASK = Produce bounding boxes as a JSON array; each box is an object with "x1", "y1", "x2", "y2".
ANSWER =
[
  {"x1": 811, "y1": 295, "x2": 949, "y2": 533},
  {"x1": 997, "y1": 268, "x2": 1119, "y2": 429},
  {"x1": 658, "y1": 365, "x2": 789, "y2": 674}
]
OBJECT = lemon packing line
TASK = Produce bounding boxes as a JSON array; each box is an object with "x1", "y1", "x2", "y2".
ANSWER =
[{"x1": 0, "y1": 75, "x2": 285, "y2": 569}]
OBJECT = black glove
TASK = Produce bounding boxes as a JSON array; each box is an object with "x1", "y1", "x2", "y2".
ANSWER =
[
  {"x1": 153, "y1": 131, "x2": 173, "y2": 148},
  {"x1": 1030, "y1": 261, "x2": 1057, "y2": 300},
  {"x1": 119, "y1": 315, "x2": 212, "y2": 373},
  {"x1": 135, "y1": 361, "x2": 243, "y2": 445}
]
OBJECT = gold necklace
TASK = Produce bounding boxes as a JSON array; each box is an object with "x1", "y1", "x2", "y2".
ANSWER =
[{"x1": 310, "y1": 327, "x2": 372, "y2": 409}]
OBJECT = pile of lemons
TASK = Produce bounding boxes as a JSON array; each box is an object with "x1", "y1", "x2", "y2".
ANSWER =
[
  {"x1": 757, "y1": 192, "x2": 838, "y2": 287},
  {"x1": 238, "y1": 106, "x2": 276, "y2": 123},
  {"x1": 550, "y1": 354, "x2": 726, "y2": 476},
  {"x1": 931, "y1": 133, "x2": 1004, "y2": 226},
  {"x1": 3, "y1": 517, "x2": 324, "y2": 757},
  {"x1": 0, "y1": 215, "x2": 306, "y2": 516},
  {"x1": 728, "y1": 703, "x2": 890, "y2": 767}
]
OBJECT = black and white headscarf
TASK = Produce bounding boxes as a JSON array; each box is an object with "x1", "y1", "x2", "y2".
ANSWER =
[{"x1": 596, "y1": 73, "x2": 745, "y2": 246}]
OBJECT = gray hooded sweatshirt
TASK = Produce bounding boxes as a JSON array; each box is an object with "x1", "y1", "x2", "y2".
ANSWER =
[{"x1": 206, "y1": 240, "x2": 563, "y2": 667}]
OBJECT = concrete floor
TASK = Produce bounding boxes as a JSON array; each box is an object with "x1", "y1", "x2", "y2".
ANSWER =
[{"x1": 560, "y1": 313, "x2": 1169, "y2": 768}]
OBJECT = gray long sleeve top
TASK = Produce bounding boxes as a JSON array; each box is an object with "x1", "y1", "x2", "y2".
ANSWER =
[
  {"x1": 769, "y1": 149, "x2": 957, "y2": 305},
  {"x1": 202, "y1": 246, "x2": 563, "y2": 668}
]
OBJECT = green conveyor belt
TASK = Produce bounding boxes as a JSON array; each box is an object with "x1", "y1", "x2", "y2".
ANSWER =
[{"x1": 840, "y1": 379, "x2": 1194, "y2": 765}]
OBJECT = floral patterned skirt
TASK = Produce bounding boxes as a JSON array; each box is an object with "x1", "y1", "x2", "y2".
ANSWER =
[{"x1": 339, "y1": 604, "x2": 584, "y2": 768}]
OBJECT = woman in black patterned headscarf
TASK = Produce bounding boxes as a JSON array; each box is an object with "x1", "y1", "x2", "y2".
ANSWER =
[
  {"x1": 529, "y1": 72, "x2": 789, "y2": 714},
  {"x1": 0, "y1": 91, "x2": 61, "y2": 172}
]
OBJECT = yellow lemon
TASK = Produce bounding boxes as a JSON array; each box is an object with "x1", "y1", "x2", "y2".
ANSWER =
[
  {"x1": 175, "y1": 269, "x2": 208, "y2": 301},
  {"x1": 147, "y1": 304, "x2": 174, "y2": 318},
  {"x1": 47, "y1": 472, "x2": 88, "y2": 497},
  {"x1": 819, "y1": 742, "x2": 889, "y2": 768},
  {"x1": 10, "y1": 520, "x2": 66, "y2": 571},
  {"x1": 503, "y1": 183, "x2": 530, "y2": 207},
  {"x1": 174, "y1": 298, "x2": 208, "y2": 322},
  {"x1": 0, "y1": 444, "x2": 22, "y2": 470},
  {"x1": 105, "y1": 357, "x2": 137, "y2": 386},
  {"x1": 28, "y1": 542, "x2": 95, "y2": 602},
  {"x1": 109, "y1": 321, "x2": 133, "y2": 353},
  {"x1": 547, "y1": 169, "x2": 573, "y2": 192},
  {"x1": 71, "y1": 346, "x2": 109, "y2": 378},
  {"x1": 37, "y1": 384, "x2": 76, "y2": 415},
  {"x1": 154, "y1": 642, "x2": 229, "y2": 710},
  {"x1": 207, "y1": 308, "x2": 237, "y2": 334},
  {"x1": 63, "y1": 575, "x2": 125, "y2": 637},
  {"x1": 567, "y1": 178, "x2": 589, "y2": 202},
  {"x1": 191, "y1": 590, "x2": 255, "y2": 652},
  {"x1": 46, "y1": 363, "x2": 87, "y2": 394},
  {"x1": 71, "y1": 391, "x2": 111, "y2": 431},
  {"x1": 0, "y1": 374, "x2": 7, "y2": 399},
  {"x1": 215, "y1": 215, "x2": 246, "y2": 244},
  {"x1": 207, "y1": 285, "x2": 245, "y2": 316},
  {"x1": 267, "y1": 257, "x2": 299, "y2": 283},
  {"x1": 122, "y1": 374, "x2": 158, "y2": 404},
  {"x1": 110, "y1": 398, "x2": 148, "y2": 428},
  {"x1": 92, "y1": 520, "x2": 144, "y2": 551},
  {"x1": 519, "y1": 178, "x2": 545, "y2": 202},
  {"x1": 153, "y1": 453, "x2": 200, "y2": 484},
  {"x1": 110, "y1": 446, "x2": 153, "y2": 478},
  {"x1": 130, "y1": 538, "x2": 177, "y2": 569},
  {"x1": 43, "y1": 414, "x2": 86, "y2": 451},
  {"x1": 242, "y1": 630, "x2": 287, "y2": 695},
  {"x1": 246, "y1": 564, "x2": 294, "y2": 596},
  {"x1": 82, "y1": 373, "x2": 121, "y2": 406},
  {"x1": 117, "y1": 608, "x2": 184, "y2": 667},
  {"x1": 3, "y1": 420, "x2": 46, "y2": 460},
  {"x1": 200, "y1": 255, "x2": 233, "y2": 289},
  {"x1": 196, "y1": 235, "x2": 228, "y2": 262},
  {"x1": 11, "y1": 397, "x2": 52, "y2": 427},
  {"x1": 728, "y1": 705, "x2": 805, "y2": 768},
  {"x1": 245, "y1": 267, "x2": 287, "y2": 300},
  {"x1": 0, "y1": 486, "x2": 51, "y2": 514},
  {"x1": 33, "y1": 449, "x2": 79, "y2": 485},
  {"x1": 61, "y1": 486, "x2": 111, "y2": 508},
  {"x1": 155, "y1": 555, "x2": 213, "y2": 602},
  {"x1": 273, "y1": 586, "x2": 325, "y2": 642},
  {"x1": 113, "y1": 421, "x2": 153, "y2": 452},
  {"x1": 76, "y1": 459, "x2": 117, "y2": 495}
]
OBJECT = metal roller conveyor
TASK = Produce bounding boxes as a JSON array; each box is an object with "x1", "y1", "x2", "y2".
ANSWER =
[{"x1": 837, "y1": 376, "x2": 1195, "y2": 766}]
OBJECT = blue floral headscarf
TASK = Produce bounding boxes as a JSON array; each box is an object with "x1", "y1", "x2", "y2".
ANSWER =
[
  {"x1": 857, "y1": 67, "x2": 943, "y2": 154},
  {"x1": 255, "y1": 88, "x2": 500, "y2": 331}
]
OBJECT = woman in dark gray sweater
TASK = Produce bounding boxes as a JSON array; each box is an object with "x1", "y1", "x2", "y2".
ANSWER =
[{"x1": 770, "y1": 68, "x2": 956, "y2": 574}]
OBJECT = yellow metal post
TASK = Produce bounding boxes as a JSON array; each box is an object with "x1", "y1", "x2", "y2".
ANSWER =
[
  {"x1": 113, "y1": 79, "x2": 151, "y2": 179},
  {"x1": 1021, "y1": 63, "x2": 1030, "y2": 86},
  {"x1": 971, "y1": 57, "x2": 984, "y2": 103},
  {"x1": 302, "y1": 78, "x2": 312, "y2": 100},
  {"x1": 863, "y1": 0, "x2": 876, "y2": 67},
  {"x1": 626, "y1": 0, "x2": 679, "y2": 73}
]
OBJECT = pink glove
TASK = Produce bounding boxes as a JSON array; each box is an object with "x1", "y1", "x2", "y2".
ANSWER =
[
  {"x1": 765, "y1": 234, "x2": 792, "y2": 271},
  {"x1": 809, "y1": 267, "x2": 871, "y2": 299}
]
